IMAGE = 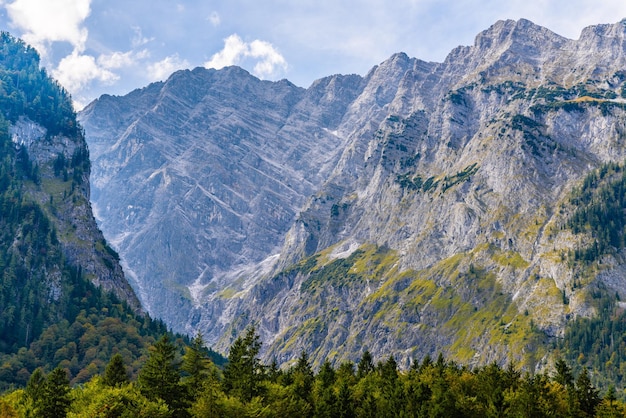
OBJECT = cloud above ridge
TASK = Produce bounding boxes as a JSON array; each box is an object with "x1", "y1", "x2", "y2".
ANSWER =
[
  {"x1": 148, "y1": 54, "x2": 191, "y2": 81},
  {"x1": 204, "y1": 34, "x2": 287, "y2": 79}
]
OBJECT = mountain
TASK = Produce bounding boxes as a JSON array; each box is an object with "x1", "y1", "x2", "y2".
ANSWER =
[
  {"x1": 79, "y1": 66, "x2": 363, "y2": 326},
  {"x1": 0, "y1": 32, "x2": 178, "y2": 390},
  {"x1": 80, "y1": 19, "x2": 626, "y2": 374}
]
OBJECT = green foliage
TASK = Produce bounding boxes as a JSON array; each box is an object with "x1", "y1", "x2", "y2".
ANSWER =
[
  {"x1": 2, "y1": 328, "x2": 625, "y2": 417},
  {"x1": 21, "y1": 367, "x2": 71, "y2": 418},
  {"x1": 137, "y1": 334, "x2": 187, "y2": 414},
  {"x1": 0, "y1": 31, "x2": 203, "y2": 393},
  {"x1": 0, "y1": 32, "x2": 78, "y2": 137},
  {"x1": 67, "y1": 377, "x2": 170, "y2": 418},
  {"x1": 558, "y1": 287, "x2": 626, "y2": 392},
  {"x1": 558, "y1": 163, "x2": 626, "y2": 392},
  {"x1": 182, "y1": 333, "x2": 214, "y2": 399},
  {"x1": 222, "y1": 326, "x2": 264, "y2": 402},
  {"x1": 566, "y1": 161, "x2": 626, "y2": 264},
  {"x1": 357, "y1": 350, "x2": 375, "y2": 379},
  {"x1": 103, "y1": 353, "x2": 129, "y2": 387},
  {"x1": 396, "y1": 163, "x2": 479, "y2": 194},
  {"x1": 300, "y1": 250, "x2": 365, "y2": 292}
]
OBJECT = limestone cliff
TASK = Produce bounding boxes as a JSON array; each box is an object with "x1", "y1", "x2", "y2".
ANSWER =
[{"x1": 80, "y1": 19, "x2": 626, "y2": 368}]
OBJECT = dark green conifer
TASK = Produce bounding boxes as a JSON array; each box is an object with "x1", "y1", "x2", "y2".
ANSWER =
[
  {"x1": 357, "y1": 350, "x2": 375, "y2": 379},
  {"x1": 103, "y1": 353, "x2": 129, "y2": 387},
  {"x1": 38, "y1": 367, "x2": 71, "y2": 418},
  {"x1": 337, "y1": 380, "x2": 355, "y2": 418},
  {"x1": 318, "y1": 359, "x2": 336, "y2": 389},
  {"x1": 222, "y1": 326, "x2": 263, "y2": 402},
  {"x1": 138, "y1": 334, "x2": 186, "y2": 414},
  {"x1": 181, "y1": 332, "x2": 210, "y2": 399},
  {"x1": 576, "y1": 368, "x2": 600, "y2": 417},
  {"x1": 25, "y1": 368, "x2": 44, "y2": 403},
  {"x1": 554, "y1": 357, "x2": 574, "y2": 387}
]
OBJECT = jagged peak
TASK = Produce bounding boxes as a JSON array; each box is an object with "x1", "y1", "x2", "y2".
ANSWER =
[
  {"x1": 365, "y1": 52, "x2": 415, "y2": 79},
  {"x1": 578, "y1": 19, "x2": 626, "y2": 45},
  {"x1": 308, "y1": 72, "x2": 363, "y2": 90},
  {"x1": 473, "y1": 18, "x2": 566, "y2": 53}
]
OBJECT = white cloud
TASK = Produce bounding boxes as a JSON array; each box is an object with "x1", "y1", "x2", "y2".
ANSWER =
[
  {"x1": 204, "y1": 34, "x2": 288, "y2": 79},
  {"x1": 249, "y1": 40, "x2": 288, "y2": 79},
  {"x1": 53, "y1": 51, "x2": 117, "y2": 93},
  {"x1": 204, "y1": 34, "x2": 248, "y2": 69},
  {"x1": 208, "y1": 11, "x2": 221, "y2": 26},
  {"x1": 147, "y1": 54, "x2": 190, "y2": 81},
  {"x1": 6, "y1": 0, "x2": 91, "y2": 54},
  {"x1": 98, "y1": 49, "x2": 149, "y2": 70},
  {"x1": 131, "y1": 26, "x2": 154, "y2": 48}
]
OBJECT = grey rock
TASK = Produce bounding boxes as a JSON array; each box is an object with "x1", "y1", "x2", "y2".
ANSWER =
[
  {"x1": 11, "y1": 116, "x2": 140, "y2": 310},
  {"x1": 81, "y1": 19, "x2": 626, "y2": 367}
]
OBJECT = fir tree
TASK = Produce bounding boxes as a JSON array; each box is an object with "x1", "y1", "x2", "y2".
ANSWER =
[
  {"x1": 38, "y1": 367, "x2": 71, "y2": 418},
  {"x1": 103, "y1": 353, "x2": 129, "y2": 387},
  {"x1": 137, "y1": 334, "x2": 187, "y2": 415},
  {"x1": 337, "y1": 380, "x2": 355, "y2": 418},
  {"x1": 318, "y1": 359, "x2": 336, "y2": 389},
  {"x1": 222, "y1": 326, "x2": 264, "y2": 402},
  {"x1": 181, "y1": 332, "x2": 210, "y2": 400},
  {"x1": 357, "y1": 350, "x2": 375, "y2": 379},
  {"x1": 554, "y1": 357, "x2": 574, "y2": 388},
  {"x1": 292, "y1": 350, "x2": 315, "y2": 406},
  {"x1": 576, "y1": 368, "x2": 600, "y2": 417},
  {"x1": 24, "y1": 368, "x2": 44, "y2": 403}
]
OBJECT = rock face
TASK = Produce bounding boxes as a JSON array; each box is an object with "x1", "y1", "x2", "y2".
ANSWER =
[
  {"x1": 10, "y1": 115, "x2": 140, "y2": 311},
  {"x1": 80, "y1": 67, "x2": 363, "y2": 324},
  {"x1": 81, "y1": 18, "x2": 626, "y2": 367}
]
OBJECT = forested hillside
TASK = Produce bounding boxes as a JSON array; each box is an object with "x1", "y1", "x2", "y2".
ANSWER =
[
  {"x1": 1, "y1": 327, "x2": 623, "y2": 418},
  {"x1": 0, "y1": 32, "x2": 216, "y2": 391}
]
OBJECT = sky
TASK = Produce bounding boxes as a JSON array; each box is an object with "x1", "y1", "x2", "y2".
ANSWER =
[{"x1": 2, "y1": 1, "x2": 626, "y2": 110}]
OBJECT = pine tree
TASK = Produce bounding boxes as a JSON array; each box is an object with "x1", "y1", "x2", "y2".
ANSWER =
[
  {"x1": 25, "y1": 368, "x2": 44, "y2": 403},
  {"x1": 292, "y1": 350, "x2": 315, "y2": 406},
  {"x1": 137, "y1": 334, "x2": 186, "y2": 414},
  {"x1": 38, "y1": 367, "x2": 71, "y2": 418},
  {"x1": 318, "y1": 359, "x2": 336, "y2": 389},
  {"x1": 222, "y1": 326, "x2": 264, "y2": 402},
  {"x1": 337, "y1": 380, "x2": 355, "y2": 418},
  {"x1": 554, "y1": 357, "x2": 573, "y2": 388},
  {"x1": 181, "y1": 332, "x2": 210, "y2": 399},
  {"x1": 267, "y1": 358, "x2": 283, "y2": 383},
  {"x1": 103, "y1": 353, "x2": 129, "y2": 387},
  {"x1": 575, "y1": 368, "x2": 600, "y2": 417},
  {"x1": 357, "y1": 350, "x2": 375, "y2": 379}
]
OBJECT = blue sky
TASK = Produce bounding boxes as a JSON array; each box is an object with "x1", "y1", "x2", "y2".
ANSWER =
[{"x1": 2, "y1": 0, "x2": 626, "y2": 109}]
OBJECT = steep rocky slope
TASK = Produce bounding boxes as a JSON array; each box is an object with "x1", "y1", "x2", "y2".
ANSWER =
[
  {"x1": 0, "y1": 34, "x2": 139, "y2": 310},
  {"x1": 81, "y1": 19, "x2": 626, "y2": 369},
  {"x1": 80, "y1": 66, "x2": 364, "y2": 325},
  {"x1": 0, "y1": 32, "x2": 169, "y2": 388}
]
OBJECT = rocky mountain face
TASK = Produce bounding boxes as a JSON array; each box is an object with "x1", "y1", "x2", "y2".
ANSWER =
[
  {"x1": 80, "y1": 66, "x2": 363, "y2": 325},
  {"x1": 0, "y1": 33, "x2": 139, "y2": 311},
  {"x1": 10, "y1": 116, "x2": 139, "y2": 310},
  {"x1": 80, "y1": 19, "x2": 626, "y2": 369},
  {"x1": 0, "y1": 33, "x2": 164, "y2": 388}
]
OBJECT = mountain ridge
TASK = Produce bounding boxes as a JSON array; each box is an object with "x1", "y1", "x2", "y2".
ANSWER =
[{"x1": 80, "y1": 18, "x2": 626, "y2": 373}]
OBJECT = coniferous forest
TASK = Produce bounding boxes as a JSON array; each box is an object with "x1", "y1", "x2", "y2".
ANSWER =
[
  {"x1": 1, "y1": 327, "x2": 624, "y2": 418},
  {"x1": 0, "y1": 31, "x2": 226, "y2": 403}
]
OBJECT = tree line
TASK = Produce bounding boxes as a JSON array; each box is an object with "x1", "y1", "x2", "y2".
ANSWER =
[{"x1": 1, "y1": 326, "x2": 623, "y2": 417}]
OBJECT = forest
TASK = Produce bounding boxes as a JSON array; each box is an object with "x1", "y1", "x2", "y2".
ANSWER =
[
  {"x1": 4, "y1": 27, "x2": 626, "y2": 417},
  {"x1": 0, "y1": 31, "x2": 227, "y2": 392},
  {"x1": 1, "y1": 326, "x2": 624, "y2": 418}
]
